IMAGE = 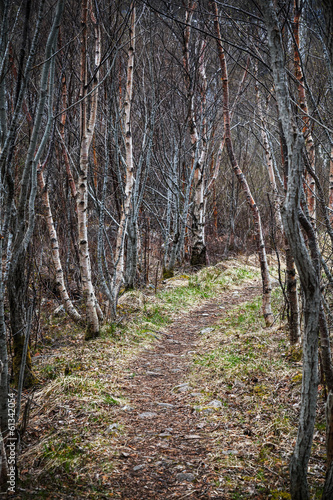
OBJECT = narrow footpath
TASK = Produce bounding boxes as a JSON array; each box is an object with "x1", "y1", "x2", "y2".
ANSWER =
[{"x1": 112, "y1": 284, "x2": 261, "y2": 499}]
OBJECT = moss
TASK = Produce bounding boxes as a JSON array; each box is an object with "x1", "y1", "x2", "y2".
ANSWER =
[
  {"x1": 287, "y1": 345, "x2": 302, "y2": 362},
  {"x1": 162, "y1": 267, "x2": 174, "y2": 279},
  {"x1": 270, "y1": 490, "x2": 291, "y2": 499},
  {"x1": 84, "y1": 325, "x2": 100, "y2": 341},
  {"x1": 291, "y1": 372, "x2": 302, "y2": 384}
]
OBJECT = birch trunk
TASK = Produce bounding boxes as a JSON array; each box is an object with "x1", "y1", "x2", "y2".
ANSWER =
[
  {"x1": 182, "y1": 4, "x2": 207, "y2": 268},
  {"x1": 38, "y1": 168, "x2": 81, "y2": 322},
  {"x1": 77, "y1": 0, "x2": 101, "y2": 339},
  {"x1": 213, "y1": 1, "x2": 273, "y2": 327},
  {"x1": 110, "y1": 4, "x2": 136, "y2": 311},
  {"x1": 329, "y1": 145, "x2": 333, "y2": 225}
]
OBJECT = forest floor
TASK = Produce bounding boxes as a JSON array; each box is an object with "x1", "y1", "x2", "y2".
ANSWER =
[{"x1": 11, "y1": 256, "x2": 327, "y2": 499}]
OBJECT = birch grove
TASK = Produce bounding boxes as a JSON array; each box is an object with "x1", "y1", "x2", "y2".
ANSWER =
[{"x1": 3, "y1": 1, "x2": 333, "y2": 494}]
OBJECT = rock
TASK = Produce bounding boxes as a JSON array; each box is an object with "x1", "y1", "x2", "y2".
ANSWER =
[
  {"x1": 176, "y1": 472, "x2": 195, "y2": 482},
  {"x1": 118, "y1": 291, "x2": 145, "y2": 312},
  {"x1": 133, "y1": 464, "x2": 146, "y2": 471},
  {"x1": 138, "y1": 412, "x2": 157, "y2": 419},
  {"x1": 106, "y1": 423, "x2": 119, "y2": 433},
  {"x1": 207, "y1": 399, "x2": 223, "y2": 408},
  {"x1": 155, "y1": 402, "x2": 174, "y2": 408},
  {"x1": 200, "y1": 327, "x2": 214, "y2": 335},
  {"x1": 174, "y1": 383, "x2": 189, "y2": 392},
  {"x1": 146, "y1": 371, "x2": 163, "y2": 377},
  {"x1": 121, "y1": 405, "x2": 133, "y2": 411}
]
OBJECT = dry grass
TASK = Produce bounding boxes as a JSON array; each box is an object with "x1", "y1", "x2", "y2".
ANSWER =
[
  {"x1": 17, "y1": 254, "x2": 326, "y2": 499},
  {"x1": 187, "y1": 289, "x2": 326, "y2": 499}
]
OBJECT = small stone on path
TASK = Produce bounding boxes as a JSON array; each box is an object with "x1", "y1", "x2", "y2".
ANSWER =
[
  {"x1": 207, "y1": 399, "x2": 223, "y2": 408},
  {"x1": 146, "y1": 371, "x2": 163, "y2": 377},
  {"x1": 200, "y1": 327, "x2": 214, "y2": 335},
  {"x1": 138, "y1": 412, "x2": 158, "y2": 419},
  {"x1": 121, "y1": 405, "x2": 133, "y2": 411},
  {"x1": 106, "y1": 423, "x2": 119, "y2": 433},
  {"x1": 176, "y1": 472, "x2": 195, "y2": 482},
  {"x1": 133, "y1": 464, "x2": 146, "y2": 471}
]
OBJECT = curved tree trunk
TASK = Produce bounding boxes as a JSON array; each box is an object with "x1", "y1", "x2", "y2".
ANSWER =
[
  {"x1": 38, "y1": 168, "x2": 82, "y2": 322},
  {"x1": 213, "y1": 1, "x2": 273, "y2": 327}
]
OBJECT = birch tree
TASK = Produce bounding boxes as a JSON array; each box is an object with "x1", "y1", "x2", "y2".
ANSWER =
[
  {"x1": 212, "y1": 0, "x2": 274, "y2": 327},
  {"x1": 96, "y1": 3, "x2": 137, "y2": 317},
  {"x1": 77, "y1": 0, "x2": 102, "y2": 339}
]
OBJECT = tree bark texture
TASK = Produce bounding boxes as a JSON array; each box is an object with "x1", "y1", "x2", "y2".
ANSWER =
[
  {"x1": 110, "y1": 3, "x2": 136, "y2": 312},
  {"x1": 8, "y1": 0, "x2": 64, "y2": 386},
  {"x1": 77, "y1": 0, "x2": 101, "y2": 339},
  {"x1": 182, "y1": 5, "x2": 207, "y2": 268},
  {"x1": 293, "y1": 3, "x2": 316, "y2": 224},
  {"x1": 213, "y1": 0, "x2": 273, "y2": 327},
  {"x1": 261, "y1": 3, "x2": 321, "y2": 498},
  {"x1": 38, "y1": 168, "x2": 81, "y2": 322}
]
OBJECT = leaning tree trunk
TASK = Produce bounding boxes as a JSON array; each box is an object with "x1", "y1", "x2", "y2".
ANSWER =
[
  {"x1": 38, "y1": 167, "x2": 81, "y2": 322},
  {"x1": 213, "y1": 0, "x2": 273, "y2": 327}
]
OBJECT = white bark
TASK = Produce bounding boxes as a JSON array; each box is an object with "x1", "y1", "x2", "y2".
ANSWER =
[
  {"x1": 111, "y1": 3, "x2": 136, "y2": 311},
  {"x1": 77, "y1": 0, "x2": 101, "y2": 338},
  {"x1": 38, "y1": 168, "x2": 81, "y2": 322}
]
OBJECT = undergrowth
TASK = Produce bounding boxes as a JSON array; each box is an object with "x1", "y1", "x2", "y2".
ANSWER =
[
  {"x1": 188, "y1": 287, "x2": 326, "y2": 499},
  {"x1": 18, "y1": 255, "x2": 324, "y2": 499}
]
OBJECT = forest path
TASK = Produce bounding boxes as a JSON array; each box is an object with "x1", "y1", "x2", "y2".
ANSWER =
[{"x1": 112, "y1": 282, "x2": 261, "y2": 499}]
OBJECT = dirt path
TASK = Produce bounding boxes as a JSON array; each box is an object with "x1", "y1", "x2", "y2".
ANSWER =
[{"x1": 112, "y1": 283, "x2": 261, "y2": 499}]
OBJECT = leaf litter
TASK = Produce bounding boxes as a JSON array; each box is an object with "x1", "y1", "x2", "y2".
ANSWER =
[{"x1": 16, "y1": 256, "x2": 326, "y2": 499}]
